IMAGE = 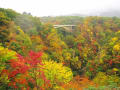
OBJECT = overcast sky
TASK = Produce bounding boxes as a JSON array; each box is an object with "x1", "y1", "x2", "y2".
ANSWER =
[{"x1": 0, "y1": 0, "x2": 119, "y2": 16}]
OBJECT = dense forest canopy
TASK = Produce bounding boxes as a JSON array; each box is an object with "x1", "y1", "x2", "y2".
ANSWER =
[{"x1": 1, "y1": 8, "x2": 120, "y2": 89}]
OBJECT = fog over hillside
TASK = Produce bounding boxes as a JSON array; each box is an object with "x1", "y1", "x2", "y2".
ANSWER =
[
  {"x1": 99, "y1": 10, "x2": 120, "y2": 17},
  {"x1": 67, "y1": 9, "x2": 120, "y2": 17}
]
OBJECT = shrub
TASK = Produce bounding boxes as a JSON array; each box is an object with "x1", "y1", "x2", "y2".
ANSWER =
[
  {"x1": 43, "y1": 60, "x2": 73, "y2": 88},
  {"x1": 93, "y1": 72, "x2": 120, "y2": 86}
]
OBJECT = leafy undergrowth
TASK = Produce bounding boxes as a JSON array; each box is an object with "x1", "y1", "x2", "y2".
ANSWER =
[{"x1": 62, "y1": 75, "x2": 97, "y2": 90}]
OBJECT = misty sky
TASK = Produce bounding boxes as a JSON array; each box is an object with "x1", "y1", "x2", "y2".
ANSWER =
[{"x1": 0, "y1": 0, "x2": 119, "y2": 16}]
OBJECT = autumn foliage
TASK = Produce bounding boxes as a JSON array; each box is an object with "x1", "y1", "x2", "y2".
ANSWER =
[{"x1": 1, "y1": 8, "x2": 120, "y2": 89}]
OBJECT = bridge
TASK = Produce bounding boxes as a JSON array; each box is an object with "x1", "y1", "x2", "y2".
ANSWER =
[{"x1": 53, "y1": 25, "x2": 77, "y2": 31}]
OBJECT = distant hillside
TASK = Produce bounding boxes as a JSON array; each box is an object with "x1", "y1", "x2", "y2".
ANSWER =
[
  {"x1": 40, "y1": 10, "x2": 120, "y2": 25},
  {"x1": 40, "y1": 16, "x2": 84, "y2": 25}
]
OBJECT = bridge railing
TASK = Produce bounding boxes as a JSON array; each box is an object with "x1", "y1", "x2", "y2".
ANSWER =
[{"x1": 53, "y1": 25, "x2": 76, "y2": 27}]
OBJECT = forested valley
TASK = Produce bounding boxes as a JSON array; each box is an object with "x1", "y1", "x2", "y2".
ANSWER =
[{"x1": 1, "y1": 8, "x2": 120, "y2": 90}]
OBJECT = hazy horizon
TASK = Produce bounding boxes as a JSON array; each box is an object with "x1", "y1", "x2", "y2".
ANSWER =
[{"x1": 0, "y1": 0, "x2": 119, "y2": 17}]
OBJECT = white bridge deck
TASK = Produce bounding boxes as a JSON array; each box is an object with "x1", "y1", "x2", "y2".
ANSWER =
[
  {"x1": 53, "y1": 25, "x2": 76, "y2": 27},
  {"x1": 53, "y1": 25, "x2": 77, "y2": 30}
]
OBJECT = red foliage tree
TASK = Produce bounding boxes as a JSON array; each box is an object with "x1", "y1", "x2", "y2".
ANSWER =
[{"x1": 5, "y1": 51, "x2": 50, "y2": 89}]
